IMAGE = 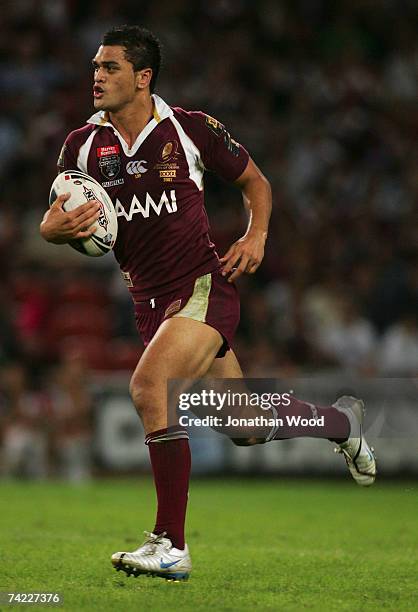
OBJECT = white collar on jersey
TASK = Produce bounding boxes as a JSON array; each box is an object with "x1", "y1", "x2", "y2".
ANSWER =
[{"x1": 86, "y1": 94, "x2": 173, "y2": 157}]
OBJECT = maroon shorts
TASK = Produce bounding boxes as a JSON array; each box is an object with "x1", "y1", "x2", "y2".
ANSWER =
[{"x1": 134, "y1": 270, "x2": 240, "y2": 358}]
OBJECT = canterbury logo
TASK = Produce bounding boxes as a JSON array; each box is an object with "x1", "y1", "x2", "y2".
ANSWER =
[{"x1": 126, "y1": 160, "x2": 148, "y2": 175}]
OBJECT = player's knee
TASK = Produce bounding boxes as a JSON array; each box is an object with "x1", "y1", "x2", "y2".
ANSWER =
[{"x1": 129, "y1": 372, "x2": 157, "y2": 417}]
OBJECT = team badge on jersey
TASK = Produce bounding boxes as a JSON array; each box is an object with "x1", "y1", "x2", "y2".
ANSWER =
[
  {"x1": 154, "y1": 141, "x2": 180, "y2": 182},
  {"x1": 204, "y1": 114, "x2": 240, "y2": 157},
  {"x1": 160, "y1": 141, "x2": 179, "y2": 163},
  {"x1": 97, "y1": 145, "x2": 121, "y2": 179}
]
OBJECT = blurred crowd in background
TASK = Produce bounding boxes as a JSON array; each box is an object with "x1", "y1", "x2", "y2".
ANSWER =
[{"x1": 1, "y1": 0, "x2": 417, "y2": 478}]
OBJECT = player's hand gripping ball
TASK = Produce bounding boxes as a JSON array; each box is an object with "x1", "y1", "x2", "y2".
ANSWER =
[{"x1": 49, "y1": 171, "x2": 118, "y2": 256}]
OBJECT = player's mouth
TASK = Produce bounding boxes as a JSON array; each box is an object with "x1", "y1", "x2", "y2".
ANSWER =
[{"x1": 93, "y1": 86, "x2": 105, "y2": 98}]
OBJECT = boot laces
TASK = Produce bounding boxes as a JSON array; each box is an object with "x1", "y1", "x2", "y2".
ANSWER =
[{"x1": 139, "y1": 531, "x2": 168, "y2": 555}]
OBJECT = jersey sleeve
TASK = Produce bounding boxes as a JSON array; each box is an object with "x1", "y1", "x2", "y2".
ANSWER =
[
  {"x1": 57, "y1": 125, "x2": 94, "y2": 173},
  {"x1": 174, "y1": 109, "x2": 250, "y2": 182},
  {"x1": 57, "y1": 138, "x2": 78, "y2": 174}
]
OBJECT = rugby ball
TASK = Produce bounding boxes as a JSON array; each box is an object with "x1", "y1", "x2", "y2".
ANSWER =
[{"x1": 49, "y1": 170, "x2": 118, "y2": 257}]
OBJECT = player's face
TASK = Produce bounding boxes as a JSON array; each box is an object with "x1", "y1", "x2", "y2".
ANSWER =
[{"x1": 92, "y1": 45, "x2": 138, "y2": 112}]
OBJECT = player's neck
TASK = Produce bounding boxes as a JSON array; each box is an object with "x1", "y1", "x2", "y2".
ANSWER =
[{"x1": 109, "y1": 94, "x2": 154, "y2": 149}]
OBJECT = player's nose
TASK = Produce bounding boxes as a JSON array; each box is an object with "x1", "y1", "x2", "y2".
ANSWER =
[{"x1": 94, "y1": 68, "x2": 105, "y2": 82}]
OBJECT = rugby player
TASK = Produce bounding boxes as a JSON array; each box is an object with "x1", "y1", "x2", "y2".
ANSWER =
[{"x1": 40, "y1": 25, "x2": 376, "y2": 581}]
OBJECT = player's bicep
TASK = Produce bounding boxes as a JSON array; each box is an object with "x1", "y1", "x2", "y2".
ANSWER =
[{"x1": 234, "y1": 157, "x2": 267, "y2": 189}]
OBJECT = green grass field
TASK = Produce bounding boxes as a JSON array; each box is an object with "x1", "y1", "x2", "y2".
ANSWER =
[{"x1": 1, "y1": 478, "x2": 417, "y2": 611}]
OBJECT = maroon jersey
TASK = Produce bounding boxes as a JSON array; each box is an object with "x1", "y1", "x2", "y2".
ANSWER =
[{"x1": 58, "y1": 95, "x2": 249, "y2": 300}]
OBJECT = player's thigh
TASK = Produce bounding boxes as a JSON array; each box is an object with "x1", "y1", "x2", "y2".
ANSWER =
[
  {"x1": 206, "y1": 349, "x2": 244, "y2": 378},
  {"x1": 131, "y1": 316, "x2": 224, "y2": 402}
]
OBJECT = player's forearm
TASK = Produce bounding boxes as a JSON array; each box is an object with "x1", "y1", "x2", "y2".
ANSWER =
[
  {"x1": 220, "y1": 170, "x2": 271, "y2": 281},
  {"x1": 241, "y1": 174, "x2": 272, "y2": 241}
]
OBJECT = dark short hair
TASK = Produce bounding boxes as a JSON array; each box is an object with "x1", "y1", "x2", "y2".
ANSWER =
[{"x1": 102, "y1": 25, "x2": 161, "y2": 92}]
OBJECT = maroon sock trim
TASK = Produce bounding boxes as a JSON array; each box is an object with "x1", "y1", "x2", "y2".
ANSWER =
[{"x1": 145, "y1": 425, "x2": 189, "y2": 445}]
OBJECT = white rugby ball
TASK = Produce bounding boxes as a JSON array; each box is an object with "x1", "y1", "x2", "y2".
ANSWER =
[{"x1": 49, "y1": 170, "x2": 118, "y2": 257}]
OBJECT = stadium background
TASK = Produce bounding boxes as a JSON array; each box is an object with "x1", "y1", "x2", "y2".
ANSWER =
[{"x1": 0, "y1": 0, "x2": 417, "y2": 480}]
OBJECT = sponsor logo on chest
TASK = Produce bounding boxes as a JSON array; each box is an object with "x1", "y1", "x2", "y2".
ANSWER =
[{"x1": 115, "y1": 190, "x2": 177, "y2": 221}]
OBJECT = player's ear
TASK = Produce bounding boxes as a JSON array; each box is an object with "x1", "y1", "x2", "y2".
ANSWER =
[{"x1": 136, "y1": 68, "x2": 152, "y2": 90}]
